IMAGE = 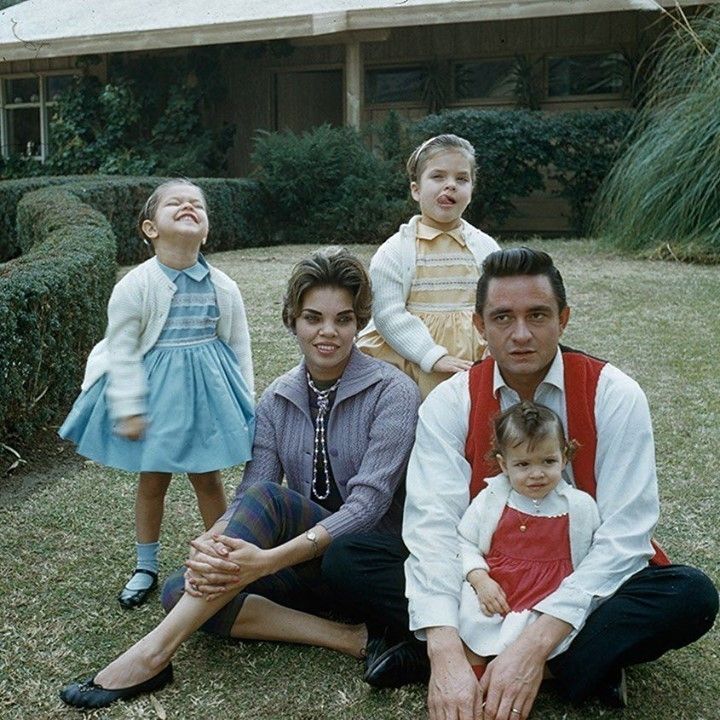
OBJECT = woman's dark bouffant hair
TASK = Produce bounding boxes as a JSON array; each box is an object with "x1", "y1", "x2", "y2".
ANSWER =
[
  {"x1": 491, "y1": 400, "x2": 577, "y2": 461},
  {"x1": 282, "y1": 247, "x2": 372, "y2": 331}
]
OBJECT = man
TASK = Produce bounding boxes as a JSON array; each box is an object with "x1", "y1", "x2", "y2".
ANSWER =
[{"x1": 323, "y1": 247, "x2": 717, "y2": 720}]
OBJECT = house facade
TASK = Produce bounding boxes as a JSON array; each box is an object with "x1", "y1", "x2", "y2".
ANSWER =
[{"x1": 0, "y1": 0, "x2": 713, "y2": 233}]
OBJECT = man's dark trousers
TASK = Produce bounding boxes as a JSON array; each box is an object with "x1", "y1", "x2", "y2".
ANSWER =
[{"x1": 322, "y1": 532, "x2": 718, "y2": 700}]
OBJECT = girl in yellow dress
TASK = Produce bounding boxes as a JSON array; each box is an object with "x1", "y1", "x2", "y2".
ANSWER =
[{"x1": 358, "y1": 134, "x2": 500, "y2": 398}]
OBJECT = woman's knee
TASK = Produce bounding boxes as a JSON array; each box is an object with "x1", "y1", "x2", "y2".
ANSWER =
[
  {"x1": 160, "y1": 568, "x2": 186, "y2": 613},
  {"x1": 238, "y1": 481, "x2": 289, "y2": 508}
]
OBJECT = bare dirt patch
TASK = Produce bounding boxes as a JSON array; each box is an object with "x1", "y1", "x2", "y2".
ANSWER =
[{"x1": 0, "y1": 429, "x2": 82, "y2": 507}]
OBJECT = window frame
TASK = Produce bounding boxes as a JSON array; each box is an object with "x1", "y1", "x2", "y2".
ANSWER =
[
  {"x1": 364, "y1": 63, "x2": 429, "y2": 107},
  {"x1": 451, "y1": 56, "x2": 518, "y2": 104},
  {"x1": 545, "y1": 51, "x2": 627, "y2": 101},
  {"x1": 0, "y1": 70, "x2": 77, "y2": 161}
]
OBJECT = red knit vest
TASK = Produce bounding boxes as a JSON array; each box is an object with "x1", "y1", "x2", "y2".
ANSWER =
[{"x1": 464, "y1": 347, "x2": 670, "y2": 566}]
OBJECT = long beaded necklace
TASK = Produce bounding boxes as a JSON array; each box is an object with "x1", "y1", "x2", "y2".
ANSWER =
[{"x1": 307, "y1": 373, "x2": 340, "y2": 501}]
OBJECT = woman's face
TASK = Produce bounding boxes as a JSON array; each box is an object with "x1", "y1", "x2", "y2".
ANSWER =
[{"x1": 294, "y1": 286, "x2": 358, "y2": 381}]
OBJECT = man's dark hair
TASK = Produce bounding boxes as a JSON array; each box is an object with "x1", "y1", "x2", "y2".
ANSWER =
[{"x1": 475, "y1": 247, "x2": 567, "y2": 314}]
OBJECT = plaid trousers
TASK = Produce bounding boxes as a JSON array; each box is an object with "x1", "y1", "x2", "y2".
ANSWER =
[{"x1": 161, "y1": 481, "x2": 331, "y2": 636}]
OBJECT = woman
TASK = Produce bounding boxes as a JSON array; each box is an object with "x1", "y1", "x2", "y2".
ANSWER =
[{"x1": 60, "y1": 247, "x2": 421, "y2": 709}]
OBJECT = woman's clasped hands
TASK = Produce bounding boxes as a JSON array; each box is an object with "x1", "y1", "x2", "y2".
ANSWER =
[{"x1": 184, "y1": 531, "x2": 272, "y2": 600}]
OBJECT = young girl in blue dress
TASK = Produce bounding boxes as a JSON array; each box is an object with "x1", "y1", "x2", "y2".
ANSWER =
[{"x1": 60, "y1": 179, "x2": 255, "y2": 608}]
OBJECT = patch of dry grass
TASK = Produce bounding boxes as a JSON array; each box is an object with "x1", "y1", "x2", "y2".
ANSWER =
[{"x1": 0, "y1": 240, "x2": 717, "y2": 719}]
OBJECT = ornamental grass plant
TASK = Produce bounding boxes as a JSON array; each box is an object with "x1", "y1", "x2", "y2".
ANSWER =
[
  {"x1": 591, "y1": 6, "x2": 720, "y2": 261},
  {"x1": 0, "y1": 241, "x2": 718, "y2": 720}
]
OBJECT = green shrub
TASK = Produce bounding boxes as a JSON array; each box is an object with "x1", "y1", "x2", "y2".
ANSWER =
[
  {"x1": 0, "y1": 176, "x2": 267, "y2": 265},
  {"x1": 591, "y1": 7, "x2": 720, "y2": 261},
  {"x1": 0, "y1": 71, "x2": 236, "y2": 181},
  {"x1": 251, "y1": 113, "x2": 630, "y2": 243},
  {"x1": 250, "y1": 124, "x2": 409, "y2": 245},
  {"x1": 544, "y1": 110, "x2": 634, "y2": 234},
  {"x1": 0, "y1": 188, "x2": 116, "y2": 445}
]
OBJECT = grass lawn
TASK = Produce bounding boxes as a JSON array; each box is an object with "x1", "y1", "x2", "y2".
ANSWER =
[{"x1": 0, "y1": 239, "x2": 718, "y2": 719}]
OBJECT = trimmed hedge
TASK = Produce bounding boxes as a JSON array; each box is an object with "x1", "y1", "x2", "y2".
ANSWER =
[
  {"x1": 0, "y1": 187, "x2": 116, "y2": 445},
  {"x1": 0, "y1": 176, "x2": 268, "y2": 265},
  {"x1": 249, "y1": 111, "x2": 635, "y2": 240},
  {"x1": 543, "y1": 111, "x2": 634, "y2": 234}
]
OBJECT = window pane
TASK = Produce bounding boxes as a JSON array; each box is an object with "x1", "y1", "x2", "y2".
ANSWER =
[
  {"x1": 6, "y1": 107, "x2": 41, "y2": 155},
  {"x1": 47, "y1": 74, "x2": 75, "y2": 101},
  {"x1": 4, "y1": 77, "x2": 40, "y2": 104},
  {"x1": 548, "y1": 53, "x2": 625, "y2": 97},
  {"x1": 455, "y1": 59, "x2": 515, "y2": 99},
  {"x1": 365, "y1": 67, "x2": 426, "y2": 103}
]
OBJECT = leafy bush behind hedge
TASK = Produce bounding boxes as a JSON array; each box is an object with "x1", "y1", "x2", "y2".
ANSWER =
[
  {"x1": 0, "y1": 176, "x2": 267, "y2": 265},
  {"x1": 250, "y1": 109, "x2": 634, "y2": 241},
  {"x1": 251, "y1": 125, "x2": 410, "y2": 246},
  {"x1": 0, "y1": 188, "x2": 116, "y2": 445}
]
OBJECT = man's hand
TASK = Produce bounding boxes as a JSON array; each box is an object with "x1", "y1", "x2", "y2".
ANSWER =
[
  {"x1": 426, "y1": 627, "x2": 483, "y2": 720},
  {"x1": 478, "y1": 616, "x2": 571, "y2": 720},
  {"x1": 468, "y1": 570, "x2": 510, "y2": 617}
]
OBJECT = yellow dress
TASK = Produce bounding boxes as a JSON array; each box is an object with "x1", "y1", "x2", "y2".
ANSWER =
[{"x1": 358, "y1": 223, "x2": 486, "y2": 399}]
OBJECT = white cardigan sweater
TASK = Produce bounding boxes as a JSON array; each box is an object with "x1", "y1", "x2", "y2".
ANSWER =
[
  {"x1": 360, "y1": 215, "x2": 500, "y2": 373},
  {"x1": 458, "y1": 473, "x2": 601, "y2": 578},
  {"x1": 80, "y1": 256, "x2": 254, "y2": 420}
]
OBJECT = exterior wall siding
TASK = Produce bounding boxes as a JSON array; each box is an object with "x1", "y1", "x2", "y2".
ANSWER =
[{"x1": 0, "y1": 10, "x2": 672, "y2": 234}]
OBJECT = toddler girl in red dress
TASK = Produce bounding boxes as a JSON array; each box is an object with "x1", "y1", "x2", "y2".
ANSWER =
[{"x1": 458, "y1": 401, "x2": 600, "y2": 679}]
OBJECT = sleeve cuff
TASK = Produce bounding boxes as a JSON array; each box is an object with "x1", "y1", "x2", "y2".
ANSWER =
[
  {"x1": 420, "y1": 345, "x2": 449, "y2": 374},
  {"x1": 108, "y1": 396, "x2": 146, "y2": 421},
  {"x1": 408, "y1": 593, "x2": 459, "y2": 636},
  {"x1": 462, "y1": 557, "x2": 489, "y2": 577},
  {"x1": 533, "y1": 586, "x2": 594, "y2": 630}
]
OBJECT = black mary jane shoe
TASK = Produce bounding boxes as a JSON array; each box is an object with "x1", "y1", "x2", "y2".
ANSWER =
[
  {"x1": 59, "y1": 663, "x2": 173, "y2": 709},
  {"x1": 117, "y1": 568, "x2": 158, "y2": 609}
]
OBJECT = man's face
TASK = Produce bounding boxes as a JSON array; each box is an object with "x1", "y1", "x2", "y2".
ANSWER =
[{"x1": 474, "y1": 275, "x2": 570, "y2": 396}]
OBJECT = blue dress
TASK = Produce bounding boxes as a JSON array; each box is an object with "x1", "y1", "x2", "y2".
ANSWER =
[{"x1": 59, "y1": 259, "x2": 255, "y2": 473}]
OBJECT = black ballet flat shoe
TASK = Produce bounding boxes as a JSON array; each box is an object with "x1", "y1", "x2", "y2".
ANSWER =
[
  {"x1": 59, "y1": 663, "x2": 173, "y2": 709},
  {"x1": 117, "y1": 568, "x2": 158, "y2": 609},
  {"x1": 363, "y1": 637, "x2": 430, "y2": 689}
]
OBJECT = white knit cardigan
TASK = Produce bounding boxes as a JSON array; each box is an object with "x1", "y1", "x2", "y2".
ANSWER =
[
  {"x1": 80, "y1": 256, "x2": 254, "y2": 420},
  {"x1": 458, "y1": 473, "x2": 601, "y2": 578},
  {"x1": 359, "y1": 215, "x2": 500, "y2": 373}
]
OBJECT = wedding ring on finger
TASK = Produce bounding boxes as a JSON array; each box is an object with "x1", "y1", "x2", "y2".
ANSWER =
[{"x1": 511, "y1": 710, "x2": 521, "y2": 715}]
